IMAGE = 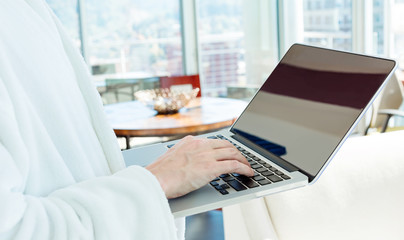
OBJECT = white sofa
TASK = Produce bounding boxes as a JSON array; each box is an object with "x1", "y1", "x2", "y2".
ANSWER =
[{"x1": 223, "y1": 130, "x2": 404, "y2": 240}]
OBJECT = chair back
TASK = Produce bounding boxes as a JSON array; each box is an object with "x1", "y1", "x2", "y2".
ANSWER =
[
  {"x1": 104, "y1": 76, "x2": 160, "y2": 103},
  {"x1": 370, "y1": 72, "x2": 404, "y2": 128},
  {"x1": 159, "y1": 75, "x2": 201, "y2": 97}
]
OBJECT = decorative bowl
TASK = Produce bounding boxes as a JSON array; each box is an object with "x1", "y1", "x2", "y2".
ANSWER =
[{"x1": 134, "y1": 88, "x2": 200, "y2": 114}]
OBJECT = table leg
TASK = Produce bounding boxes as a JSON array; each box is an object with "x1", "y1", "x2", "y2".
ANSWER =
[{"x1": 125, "y1": 136, "x2": 131, "y2": 149}]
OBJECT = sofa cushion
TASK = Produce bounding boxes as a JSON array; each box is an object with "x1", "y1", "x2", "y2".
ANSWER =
[{"x1": 264, "y1": 130, "x2": 404, "y2": 240}]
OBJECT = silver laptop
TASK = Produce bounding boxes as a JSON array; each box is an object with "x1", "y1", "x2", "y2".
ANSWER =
[{"x1": 123, "y1": 44, "x2": 397, "y2": 218}]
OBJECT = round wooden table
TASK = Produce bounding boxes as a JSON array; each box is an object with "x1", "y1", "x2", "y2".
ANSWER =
[{"x1": 104, "y1": 97, "x2": 248, "y2": 148}]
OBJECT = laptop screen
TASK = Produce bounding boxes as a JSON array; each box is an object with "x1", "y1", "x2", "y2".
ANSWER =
[{"x1": 231, "y1": 44, "x2": 396, "y2": 181}]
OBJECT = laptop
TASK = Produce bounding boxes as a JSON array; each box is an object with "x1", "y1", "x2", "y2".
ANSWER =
[{"x1": 123, "y1": 44, "x2": 397, "y2": 217}]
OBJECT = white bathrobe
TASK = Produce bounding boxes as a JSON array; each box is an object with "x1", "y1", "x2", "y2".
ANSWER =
[{"x1": 0, "y1": 0, "x2": 178, "y2": 239}]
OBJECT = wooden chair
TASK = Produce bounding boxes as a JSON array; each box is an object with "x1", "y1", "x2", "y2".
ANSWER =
[{"x1": 159, "y1": 74, "x2": 202, "y2": 97}]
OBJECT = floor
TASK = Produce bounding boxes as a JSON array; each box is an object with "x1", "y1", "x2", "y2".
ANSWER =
[{"x1": 185, "y1": 210, "x2": 224, "y2": 240}]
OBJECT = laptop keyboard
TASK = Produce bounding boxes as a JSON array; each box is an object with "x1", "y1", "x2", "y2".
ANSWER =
[
  {"x1": 207, "y1": 134, "x2": 290, "y2": 195},
  {"x1": 166, "y1": 134, "x2": 291, "y2": 195}
]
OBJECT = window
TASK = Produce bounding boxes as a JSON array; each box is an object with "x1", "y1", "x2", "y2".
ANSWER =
[
  {"x1": 47, "y1": 0, "x2": 402, "y2": 98},
  {"x1": 390, "y1": 0, "x2": 404, "y2": 66},
  {"x1": 46, "y1": 0, "x2": 80, "y2": 48},
  {"x1": 373, "y1": 0, "x2": 384, "y2": 55},
  {"x1": 84, "y1": 0, "x2": 183, "y2": 77},
  {"x1": 302, "y1": 0, "x2": 353, "y2": 51},
  {"x1": 196, "y1": 0, "x2": 245, "y2": 96},
  {"x1": 372, "y1": 1, "x2": 404, "y2": 69},
  {"x1": 195, "y1": 0, "x2": 278, "y2": 97}
]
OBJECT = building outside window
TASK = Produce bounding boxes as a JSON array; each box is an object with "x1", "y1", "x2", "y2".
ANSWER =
[
  {"x1": 371, "y1": 0, "x2": 404, "y2": 69},
  {"x1": 47, "y1": 0, "x2": 402, "y2": 98},
  {"x1": 196, "y1": 0, "x2": 245, "y2": 97},
  {"x1": 196, "y1": 0, "x2": 278, "y2": 97},
  {"x1": 47, "y1": 0, "x2": 183, "y2": 78},
  {"x1": 302, "y1": 0, "x2": 352, "y2": 51},
  {"x1": 373, "y1": 0, "x2": 385, "y2": 55},
  {"x1": 84, "y1": 0, "x2": 183, "y2": 77}
]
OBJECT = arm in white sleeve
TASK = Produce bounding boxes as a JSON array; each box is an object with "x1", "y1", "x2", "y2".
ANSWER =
[
  {"x1": 0, "y1": 144, "x2": 177, "y2": 240},
  {"x1": 0, "y1": 1, "x2": 178, "y2": 238},
  {"x1": 0, "y1": 79, "x2": 177, "y2": 240}
]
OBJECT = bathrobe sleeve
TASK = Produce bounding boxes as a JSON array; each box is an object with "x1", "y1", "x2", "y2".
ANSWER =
[
  {"x1": 0, "y1": 80, "x2": 177, "y2": 239},
  {"x1": 0, "y1": 79, "x2": 177, "y2": 239},
  {"x1": 0, "y1": 0, "x2": 178, "y2": 239}
]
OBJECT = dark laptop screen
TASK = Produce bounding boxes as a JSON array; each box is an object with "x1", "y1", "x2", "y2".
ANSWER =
[{"x1": 231, "y1": 44, "x2": 396, "y2": 180}]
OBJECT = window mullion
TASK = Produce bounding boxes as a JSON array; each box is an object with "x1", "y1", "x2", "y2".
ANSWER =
[
  {"x1": 352, "y1": 0, "x2": 373, "y2": 54},
  {"x1": 384, "y1": 0, "x2": 393, "y2": 57},
  {"x1": 179, "y1": 0, "x2": 199, "y2": 75},
  {"x1": 277, "y1": 0, "x2": 304, "y2": 57}
]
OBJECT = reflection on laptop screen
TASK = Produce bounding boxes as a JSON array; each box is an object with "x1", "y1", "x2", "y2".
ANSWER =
[{"x1": 231, "y1": 44, "x2": 396, "y2": 178}]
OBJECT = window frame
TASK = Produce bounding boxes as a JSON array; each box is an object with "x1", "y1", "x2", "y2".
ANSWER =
[{"x1": 73, "y1": 0, "x2": 393, "y2": 81}]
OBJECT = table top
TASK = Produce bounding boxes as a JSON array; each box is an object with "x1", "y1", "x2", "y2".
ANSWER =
[{"x1": 104, "y1": 97, "x2": 248, "y2": 137}]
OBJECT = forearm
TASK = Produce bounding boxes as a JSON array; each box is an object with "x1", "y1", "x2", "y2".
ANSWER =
[{"x1": 1, "y1": 166, "x2": 177, "y2": 240}]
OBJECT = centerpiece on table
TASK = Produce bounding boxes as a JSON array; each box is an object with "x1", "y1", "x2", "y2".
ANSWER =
[{"x1": 134, "y1": 88, "x2": 200, "y2": 114}]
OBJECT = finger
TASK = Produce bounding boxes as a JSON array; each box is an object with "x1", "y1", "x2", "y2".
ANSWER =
[
  {"x1": 214, "y1": 160, "x2": 254, "y2": 177},
  {"x1": 212, "y1": 148, "x2": 249, "y2": 166},
  {"x1": 175, "y1": 137, "x2": 232, "y2": 150},
  {"x1": 177, "y1": 135, "x2": 195, "y2": 144},
  {"x1": 169, "y1": 135, "x2": 195, "y2": 149},
  {"x1": 205, "y1": 139, "x2": 234, "y2": 149}
]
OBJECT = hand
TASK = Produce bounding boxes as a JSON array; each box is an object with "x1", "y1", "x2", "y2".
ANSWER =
[{"x1": 145, "y1": 135, "x2": 254, "y2": 199}]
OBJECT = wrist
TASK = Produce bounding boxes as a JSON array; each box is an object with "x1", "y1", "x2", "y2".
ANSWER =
[{"x1": 146, "y1": 165, "x2": 171, "y2": 199}]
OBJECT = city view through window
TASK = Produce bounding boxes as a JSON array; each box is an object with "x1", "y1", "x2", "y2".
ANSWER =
[
  {"x1": 196, "y1": 0, "x2": 246, "y2": 96},
  {"x1": 303, "y1": 0, "x2": 352, "y2": 51},
  {"x1": 85, "y1": 0, "x2": 183, "y2": 77},
  {"x1": 47, "y1": 0, "x2": 404, "y2": 97}
]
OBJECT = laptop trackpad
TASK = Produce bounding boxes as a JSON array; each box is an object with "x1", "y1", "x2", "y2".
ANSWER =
[{"x1": 122, "y1": 144, "x2": 168, "y2": 167}]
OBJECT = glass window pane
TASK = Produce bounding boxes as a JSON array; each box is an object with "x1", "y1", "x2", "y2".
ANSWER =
[
  {"x1": 373, "y1": 0, "x2": 384, "y2": 55},
  {"x1": 390, "y1": 0, "x2": 404, "y2": 101},
  {"x1": 196, "y1": 0, "x2": 278, "y2": 97},
  {"x1": 390, "y1": 0, "x2": 404, "y2": 62},
  {"x1": 303, "y1": 0, "x2": 352, "y2": 51},
  {"x1": 196, "y1": 0, "x2": 245, "y2": 97},
  {"x1": 84, "y1": 0, "x2": 183, "y2": 76},
  {"x1": 46, "y1": 0, "x2": 81, "y2": 48}
]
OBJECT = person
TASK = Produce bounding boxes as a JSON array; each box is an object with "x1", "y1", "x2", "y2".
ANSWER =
[{"x1": 0, "y1": 0, "x2": 253, "y2": 239}]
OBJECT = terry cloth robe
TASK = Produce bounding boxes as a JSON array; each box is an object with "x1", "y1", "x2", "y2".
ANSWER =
[{"x1": 0, "y1": 0, "x2": 179, "y2": 239}]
